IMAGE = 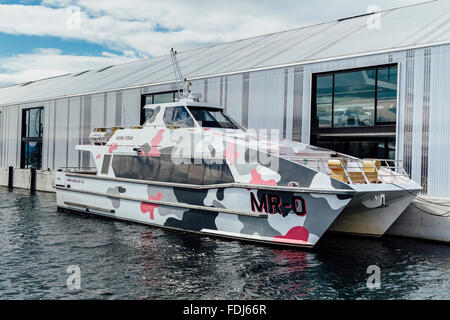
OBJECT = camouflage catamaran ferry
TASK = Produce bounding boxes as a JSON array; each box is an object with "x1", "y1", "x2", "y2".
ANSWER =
[{"x1": 55, "y1": 50, "x2": 421, "y2": 248}]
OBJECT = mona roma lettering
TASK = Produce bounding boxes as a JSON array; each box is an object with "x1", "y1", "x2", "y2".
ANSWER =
[{"x1": 250, "y1": 191, "x2": 307, "y2": 216}]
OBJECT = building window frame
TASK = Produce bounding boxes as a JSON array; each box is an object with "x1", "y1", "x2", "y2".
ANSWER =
[
  {"x1": 21, "y1": 106, "x2": 44, "y2": 169},
  {"x1": 311, "y1": 63, "x2": 398, "y2": 130},
  {"x1": 140, "y1": 91, "x2": 180, "y2": 124}
]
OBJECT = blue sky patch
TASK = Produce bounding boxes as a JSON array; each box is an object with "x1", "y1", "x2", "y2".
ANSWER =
[{"x1": 0, "y1": 33, "x2": 123, "y2": 57}]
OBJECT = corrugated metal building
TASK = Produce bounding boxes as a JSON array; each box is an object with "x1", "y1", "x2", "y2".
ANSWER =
[{"x1": 0, "y1": 0, "x2": 449, "y2": 196}]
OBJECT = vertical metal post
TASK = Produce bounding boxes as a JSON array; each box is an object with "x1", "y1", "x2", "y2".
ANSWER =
[
  {"x1": 30, "y1": 168, "x2": 36, "y2": 193},
  {"x1": 8, "y1": 166, "x2": 13, "y2": 189}
]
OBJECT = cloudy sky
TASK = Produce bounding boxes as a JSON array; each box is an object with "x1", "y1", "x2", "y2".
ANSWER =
[{"x1": 0, "y1": 0, "x2": 431, "y2": 86}]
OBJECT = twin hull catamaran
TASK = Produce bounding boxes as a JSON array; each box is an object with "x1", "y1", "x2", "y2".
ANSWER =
[{"x1": 55, "y1": 97, "x2": 421, "y2": 248}]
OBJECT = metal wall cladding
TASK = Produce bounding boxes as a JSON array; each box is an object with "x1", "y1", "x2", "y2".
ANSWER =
[{"x1": 427, "y1": 44, "x2": 450, "y2": 197}]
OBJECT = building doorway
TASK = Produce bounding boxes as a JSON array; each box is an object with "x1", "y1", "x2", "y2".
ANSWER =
[{"x1": 21, "y1": 107, "x2": 44, "y2": 169}]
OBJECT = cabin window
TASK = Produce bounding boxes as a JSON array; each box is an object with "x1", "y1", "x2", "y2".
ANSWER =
[
  {"x1": 188, "y1": 107, "x2": 240, "y2": 129},
  {"x1": 111, "y1": 155, "x2": 234, "y2": 185},
  {"x1": 146, "y1": 109, "x2": 154, "y2": 120},
  {"x1": 163, "y1": 106, "x2": 195, "y2": 129},
  {"x1": 101, "y1": 155, "x2": 111, "y2": 174}
]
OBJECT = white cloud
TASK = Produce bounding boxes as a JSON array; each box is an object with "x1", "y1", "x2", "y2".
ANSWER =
[
  {"x1": 2, "y1": 0, "x2": 430, "y2": 56},
  {"x1": 0, "y1": 48, "x2": 136, "y2": 84}
]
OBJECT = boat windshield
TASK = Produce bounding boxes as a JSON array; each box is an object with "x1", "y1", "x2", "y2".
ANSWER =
[{"x1": 188, "y1": 107, "x2": 241, "y2": 129}]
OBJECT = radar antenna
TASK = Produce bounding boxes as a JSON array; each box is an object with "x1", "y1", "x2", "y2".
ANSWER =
[{"x1": 170, "y1": 48, "x2": 191, "y2": 100}]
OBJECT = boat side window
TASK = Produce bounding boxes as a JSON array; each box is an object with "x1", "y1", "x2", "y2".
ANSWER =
[
  {"x1": 111, "y1": 155, "x2": 234, "y2": 185},
  {"x1": 135, "y1": 156, "x2": 160, "y2": 180},
  {"x1": 157, "y1": 154, "x2": 174, "y2": 182},
  {"x1": 187, "y1": 163, "x2": 205, "y2": 185},
  {"x1": 203, "y1": 162, "x2": 234, "y2": 184},
  {"x1": 171, "y1": 161, "x2": 190, "y2": 184},
  {"x1": 101, "y1": 155, "x2": 112, "y2": 174},
  {"x1": 146, "y1": 109, "x2": 154, "y2": 119},
  {"x1": 203, "y1": 163, "x2": 223, "y2": 184},
  {"x1": 163, "y1": 106, "x2": 195, "y2": 129}
]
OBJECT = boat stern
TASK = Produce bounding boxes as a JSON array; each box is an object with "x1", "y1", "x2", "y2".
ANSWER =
[{"x1": 329, "y1": 181, "x2": 421, "y2": 236}]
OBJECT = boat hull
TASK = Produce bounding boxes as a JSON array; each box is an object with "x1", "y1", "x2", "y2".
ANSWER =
[
  {"x1": 328, "y1": 183, "x2": 421, "y2": 237},
  {"x1": 55, "y1": 172, "x2": 354, "y2": 248},
  {"x1": 386, "y1": 196, "x2": 450, "y2": 243}
]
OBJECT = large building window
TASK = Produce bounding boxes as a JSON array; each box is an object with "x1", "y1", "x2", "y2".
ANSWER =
[
  {"x1": 333, "y1": 69, "x2": 376, "y2": 127},
  {"x1": 140, "y1": 91, "x2": 180, "y2": 124},
  {"x1": 313, "y1": 65, "x2": 397, "y2": 128},
  {"x1": 311, "y1": 64, "x2": 398, "y2": 159},
  {"x1": 21, "y1": 107, "x2": 44, "y2": 169},
  {"x1": 376, "y1": 66, "x2": 398, "y2": 123}
]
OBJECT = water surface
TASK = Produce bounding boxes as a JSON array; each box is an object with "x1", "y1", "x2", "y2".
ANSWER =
[{"x1": 0, "y1": 187, "x2": 448, "y2": 299}]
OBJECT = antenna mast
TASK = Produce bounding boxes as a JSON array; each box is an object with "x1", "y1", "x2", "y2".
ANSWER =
[{"x1": 170, "y1": 48, "x2": 191, "y2": 100}]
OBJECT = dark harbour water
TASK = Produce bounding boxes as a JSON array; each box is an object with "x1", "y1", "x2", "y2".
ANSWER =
[{"x1": 0, "y1": 187, "x2": 448, "y2": 300}]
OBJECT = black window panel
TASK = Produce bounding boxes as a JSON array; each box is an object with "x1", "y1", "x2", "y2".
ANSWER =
[
  {"x1": 125, "y1": 157, "x2": 140, "y2": 180},
  {"x1": 314, "y1": 75, "x2": 333, "y2": 128},
  {"x1": 143, "y1": 108, "x2": 152, "y2": 122},
  {"x1": 171, "y1": 162, "x2": 189, "y2": 183},
  {"x1": 111, "y1": 155, "x2": 235, "y2": 184},
  {"x1": 312, "y1": 136, "x2": 396, "y2": 160},
  {"x1": 188, "y1": 107, "x2": 240, "y2": 129},
  {"x1": 22, "y1": 141, "x2": 42, "y2": 169},
  {"x1": 21, "y1": 107, "x2": 44, "y2": 169},
  {"x1": 128, "y1": 157, "x2": 137, "y2": 178},
  {"x1": 145, "y1": 109, "x2": 154, "y2": 121},
  {"x1": 28, "y1": 108, "x2": 42, "y2": 137},
  {"x1": 376, "y1": 66, "x2": 398, "y2": 123},
  {"x1": 142, "y1": 156, "x2": 161, "y2": 181},
  {"x1": 203, "y1": 163, "x2": 224, "y2": 185},
  {"x1": 101, "y1": 155, "x2": 111, "y2": 174},
  {"x1": 145, "y1": 96, "x2": 153, "y2": 105},
  {"x1": 24, "y1": 111, "x2": 29, "y2": 136},
  {"x1": 187, "y1": 163, "x2": 205, "y2": 185},
  {"x1": 221, "y1": 164, "x2": 234, "y2": 184},
  {"x1": 156, "y1": 155, "x2": 174, "y2": 182},
  {"x1": 132, "y1": 156, "x2": 148, "y2": 180},
  {"x1": 163, "y1": 106, "x2": 195, "y2": 128},
  {"x1": 111, "y1": 155, "x2": 126, "y2": 177}
]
